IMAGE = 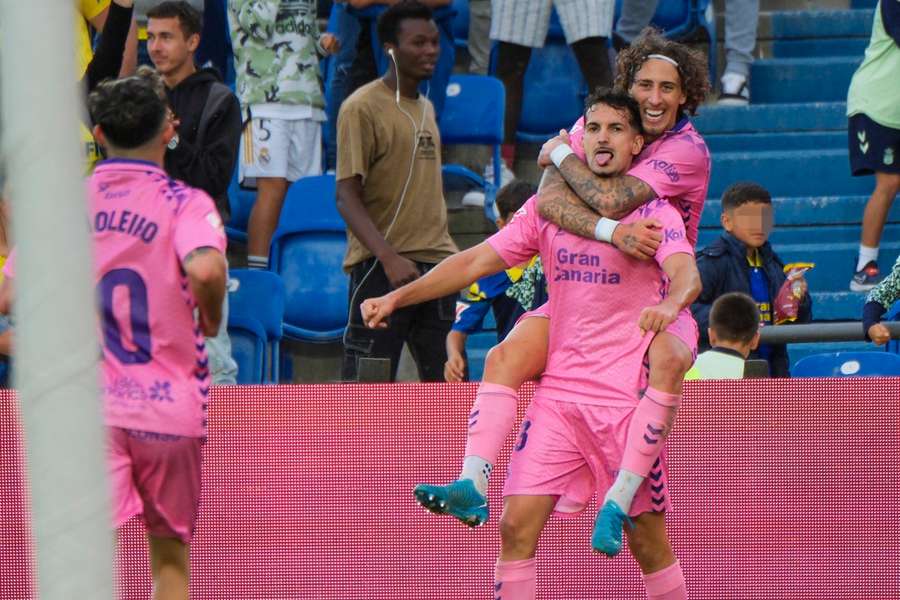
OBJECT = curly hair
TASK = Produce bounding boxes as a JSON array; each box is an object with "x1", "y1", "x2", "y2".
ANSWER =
[{"x1": 613, "y1": 27, "x2": 710, "y2": 116}]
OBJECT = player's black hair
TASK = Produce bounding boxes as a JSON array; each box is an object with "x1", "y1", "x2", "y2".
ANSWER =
[
  {"x1": 495, "y1": 180, "x2": 536, "y2": 221},
  {"x1": 721, "y1": 181, "x2": 772, "y2": 212},
  {"x1": 88, "y1": 75, "x2": 168, "y2": 150},
  {"x1": 583, "y1": 87, "x2": 644, "y2": 134},
  {"x1": 709, "y1": 292, "x2": 760, "y2": 345},
  {"x1": 377, "y1": 0, "x2": 434, "y2": 46},
  {"x1": 147, "y1": 1, "x2": 203, "y2": 38}
]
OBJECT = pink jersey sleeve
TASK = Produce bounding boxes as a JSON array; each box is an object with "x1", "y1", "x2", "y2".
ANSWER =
[
  {"x1": 568, "y1": 116, "x2": 587, "y2": 162},
  {"x1": 627, "y1": 134, "x2": 708, "y2": 202},
  {"x1": 173, "y1": 192, "x2": 227, "y2": 263},
  {"x1": 651, "y1": 202, "x2": 694, "y2": 266},
  {"x1": 3, "y1": 248, "x2": 15, "y2": 280},
  {"x1": 486, "y1": 195, "x2": 542, "y2": 267}
]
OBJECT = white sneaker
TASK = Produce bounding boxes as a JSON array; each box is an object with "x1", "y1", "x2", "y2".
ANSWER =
[
  {"x1": 718, "y1": 72, "x2": 750, "y2": 106},
  {"x1": 461, "y1": 161, "x2": 516, "y2": 207},
  {"x1": 483, "y1": 160, "x2": 516, "y2": 187}
]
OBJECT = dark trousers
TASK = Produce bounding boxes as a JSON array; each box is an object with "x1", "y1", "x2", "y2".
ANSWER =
[
  {"x1": 342, "y1": 258, "x2": 456, "y2": 382},
  {"x1": 496, "y1": 37, "x2": 612, "y2": 145}
]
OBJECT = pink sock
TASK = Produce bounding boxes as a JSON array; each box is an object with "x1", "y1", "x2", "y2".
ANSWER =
[
  {"x1": 463, "y1": 383, "x2": 518, "y2": 464},
  {"x1": 644, "y1": 561, "x2": 687, "y2": 600},
  {"x1": 494, "y1": 558, "x2": 535, "y2": 600},
  {"x1": 620, "y1": 387, "x2": 681, "y2": 476}
]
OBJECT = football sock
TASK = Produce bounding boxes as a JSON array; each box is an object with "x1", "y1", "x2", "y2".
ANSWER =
[
  {"x1": 644, "y1": 561, "x2": 687, "y2": 600},
  {"x1": 494, "y1": 558, "x2": 536, "y2": 600},
  {"x1": 461, "y1": 383, "x2": 517, "y2": 495}
]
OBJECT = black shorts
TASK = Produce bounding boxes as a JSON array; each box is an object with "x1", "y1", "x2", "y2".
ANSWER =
[{"x1": 848, "y1": 113, "x2": 900, "y2": 176}]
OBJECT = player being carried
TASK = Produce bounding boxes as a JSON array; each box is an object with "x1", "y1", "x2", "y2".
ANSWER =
[
  {"x1": 3, "y1": 73, "x2": 228, "y2": 600},
  {"x1": 363, "y1": 89, "x2": 701, "y2": 599},
  {"x1": 412, "y1": 27, "x2": 711, "y2": 558}
]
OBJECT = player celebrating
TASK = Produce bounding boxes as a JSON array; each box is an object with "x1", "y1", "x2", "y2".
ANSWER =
[
  {"x1": 414, "y1": 27, "x2": 711, "y2": 557},
  {"x1": 3, "y1": 74, "x2": 228, "y2": 600},
  {"x1": 363, "y1": 90, "x2": 700, "y2": 600}
]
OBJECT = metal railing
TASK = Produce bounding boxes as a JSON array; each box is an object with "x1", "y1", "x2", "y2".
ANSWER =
[{"x1": 758, "y1": 321, "x2": 900, "y2": 345}]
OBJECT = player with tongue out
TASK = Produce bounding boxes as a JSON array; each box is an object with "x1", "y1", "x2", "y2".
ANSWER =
[{"x1": 408, "y1": 26, "x2": 712, "y2": 571}]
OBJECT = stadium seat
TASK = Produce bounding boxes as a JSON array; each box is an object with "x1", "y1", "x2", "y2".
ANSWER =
[
  {"x1": 885, "y1": 302, "x2": 900, "y2": 356},
  {"x1": 228, "y1": 269, "x2": 285, "y2": 383},
  {"x1": 227, "y1": 313, "x2": 268, "y2": 385},
  {"x1": 225, "y1": 166, "x2": 255, "y2": 244},
  {"x1": 269, "y1": 174, "x2": 349, "y2": 344},
  {"x1": 439, "y1": 74, "x2": 505, "y2": 222},
  {"x1": 792, "y1": 351, "x2": 900, "y2": 377},
  {"x1": 504, "y1": 40, "x2": 588, "y2": 145}
]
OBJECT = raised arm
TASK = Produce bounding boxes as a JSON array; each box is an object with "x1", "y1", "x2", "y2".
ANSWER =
[
  {"x1": 638, "y1": 252, "x2": 701, "y2": 334},
  {"x1": 361, "y1": 243, "x2": 508, "y2": 329}
]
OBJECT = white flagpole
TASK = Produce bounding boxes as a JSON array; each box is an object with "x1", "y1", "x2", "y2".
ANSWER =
[{"x1": 0, "y1": 1, "x2": 114, "y2": 598}]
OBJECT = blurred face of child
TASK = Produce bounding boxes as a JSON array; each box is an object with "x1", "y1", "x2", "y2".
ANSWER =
[{"x1": 721, "y1": 201, "x2": 773, "y2": 249}]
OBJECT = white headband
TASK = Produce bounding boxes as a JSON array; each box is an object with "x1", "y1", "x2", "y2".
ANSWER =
[{"x1": 646, "y1": 53, "x2": 679, "y2": 67}]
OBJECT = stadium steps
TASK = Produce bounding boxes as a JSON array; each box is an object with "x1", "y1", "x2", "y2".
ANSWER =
[
  {"x1": 704, "y1": 130, "x2": 846, "y2": 153},
  {"x1": 699, "y1": 195, "x2": 893, "y2": 227},
  {"x1": 709, "y1": 149, "x2": 872, "y2": 197},
  {"x1": 772, "y1": 37, "x2": 869, "y2": 58},
  {"x1": 751, "y1": 56, "x2": 862, "y2": 104},
  {"x1": 694, "y1": 102, "x2": 848, "y2": 134}
]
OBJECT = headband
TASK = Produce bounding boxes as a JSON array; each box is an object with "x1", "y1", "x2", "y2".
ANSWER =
[{"x1": 646, "y1": 53, "x2": 679, "y2": 67}]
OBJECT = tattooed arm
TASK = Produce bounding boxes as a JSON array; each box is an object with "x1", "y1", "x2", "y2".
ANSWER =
[
  {"x1": 537, "y1": 133, "x2": 658, "y2": 220},
  {"x1": 537, "y1": 167, "x2": 662, "y2": 260},
  {"x1": 183, "y1": 247, "x2": 227, "y2": 336},
  {"x1": 555, "y1": 154, "x2": 656, "y2": 219}
]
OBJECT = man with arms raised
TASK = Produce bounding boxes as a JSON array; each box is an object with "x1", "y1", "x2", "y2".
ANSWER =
[{"x1": 363, "y1": 90, "x2": 700, "y2": 600}]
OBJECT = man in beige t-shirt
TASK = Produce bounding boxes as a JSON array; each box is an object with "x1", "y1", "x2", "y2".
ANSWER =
[{"x1": 336, "y1": 1, "x2": 457, "y2": 382}]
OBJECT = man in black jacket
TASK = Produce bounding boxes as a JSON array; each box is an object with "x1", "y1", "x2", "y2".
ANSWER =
[
  {"x1": 692, "y1": 182, "x2": 813, "y2": 377},
  {"x1": 148, "y1": 1, "x2": 241, "y2": 221},
  {"x1": 148, "y1": 1, "x2": 241, "y2": 385}
]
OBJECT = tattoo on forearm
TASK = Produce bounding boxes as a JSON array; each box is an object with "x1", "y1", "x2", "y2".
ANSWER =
[
  {"x1": 537, "y1": 168, "x2": 601, "y2": 240},
  {"x1": 559, "y1": 160, "x2": 653, "y2": 219},
  {"x1": 183, "y1": 246, "x2": 217, "y2": 264}
]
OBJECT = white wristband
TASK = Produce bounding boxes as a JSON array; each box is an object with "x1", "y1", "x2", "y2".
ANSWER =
[
  {"x1": 593, "y1": 217, "x2": 619, "y2": 243},
  {"x1": 549, "y1": 144, "x2": 575, "y2": 169}
]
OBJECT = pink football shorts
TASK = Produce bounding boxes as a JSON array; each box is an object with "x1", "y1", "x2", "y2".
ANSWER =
[
  {"x1": 503, "y1": 393, "x2": 671, "y2": 518},
  {"x1": 107, "y1": 427, "x2": 203, "y2": 544}
]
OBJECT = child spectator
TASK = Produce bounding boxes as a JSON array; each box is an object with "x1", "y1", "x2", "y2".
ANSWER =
[
  {"x1": 685, "y1": 292, "x2": 760, "y2": 380},
  {"x1": 444, "y1": 180, "x2": 546, "y2": 381},
  {"x1": 863, "y1": 253, "x2": 900, "y2": 345},
  {"x1": 691, "y1": 182, "x2": 812, "y2": 377}
]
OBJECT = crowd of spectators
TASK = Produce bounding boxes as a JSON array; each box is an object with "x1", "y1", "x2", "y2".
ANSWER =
[{"x1": 3, "y1": 0, "x2": 895, "y2": 385}]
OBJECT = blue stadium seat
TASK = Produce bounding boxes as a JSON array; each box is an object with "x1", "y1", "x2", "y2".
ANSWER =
[
  {"x1": 269, "y1": 174, "x2": 349, "y2": 343},
  {"x1": 440, "y1": 74, "x2": 505, "y2": 222},
  {"x1": 228, "y1": 269, "x2": 285, "y2": 383},
  {"x1": 226, "y1": 166, "x2": 255, "y2": 244},
  {"x1": 514, "y1": 41, "x2": 587, "y2": 144},
  {"x1": 886, "y1": 302, "x2": 900, "y2": 356},
  {"x1": 792, "y1": 351, "x2": 900, "y2": 377},
  {"x1": 227, "y1": 314, "x2": 268, "y2": 385}
]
